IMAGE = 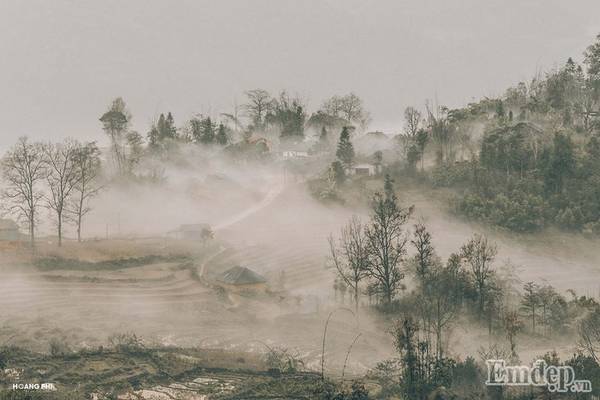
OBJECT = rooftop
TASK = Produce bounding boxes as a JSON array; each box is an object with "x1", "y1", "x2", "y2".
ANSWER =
[{"x1": 217, "y1": 266, "x2": 267, "y2": 285}]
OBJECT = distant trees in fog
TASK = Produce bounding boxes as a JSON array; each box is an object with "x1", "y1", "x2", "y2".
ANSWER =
[
  {"x1": 336, "y1": 127, "x2": 355, "y2": 169},
  {"x1": 330, "y1": 172, "x2": 600, "y2": 398},
  {"x1": 364, "y1": 175, "x2": 412, "y2": 306},
  {"x1": 328, "y1": 216, "x2": 369, "y2": 312},
  {"x1": 389, "y1": 34, "x2": 600, "y2": 236},
  {"x1": 321, "y1": 93, "x2": 371, "y2": 129},
  {"x1": 330, "y1": 174, "x2": 411, "y2": 308},
  {"x1": 0, "y1": 89, "x2": 373, "y2": 245},
  {"x1": 43, "y1": 139, "x2": 82, "y2": 247},
  {"x1": 70, "y1": 142, "x2": 102, "y2": 242},
  {"x1": 1, "y1": 138, "x2": 46, "y2": 248},
  {"x1": 99, "y1": 98, "x2": 131, "y2": 176},
  {"x1": 1, "y1": 137, "x2": 101, "y2": 248}
]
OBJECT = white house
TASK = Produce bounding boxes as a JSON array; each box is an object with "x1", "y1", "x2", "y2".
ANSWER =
[
  {"x1": 282, "y1": 150, "x2": 309, "y2": 160},
  {"x1": 349, "y1": 163, "x2": 381, "y2": 176}
]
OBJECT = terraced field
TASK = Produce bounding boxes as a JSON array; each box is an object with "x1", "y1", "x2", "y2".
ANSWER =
[
  {"x1": 0, "y1": 179, "x2": 394, "y2": 384},
  {"x1": 4, "y1": 172, "x2": 598, "y2": 398}
]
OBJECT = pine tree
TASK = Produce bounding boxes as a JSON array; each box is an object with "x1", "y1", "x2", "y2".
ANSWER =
[
  {"x1": 200, "y1": 117, "x2": 216, "y2": 144},
  {"x1": 156, "y1": 114, "x2": 168, "y2": 141},
  {"x1": 336, "y1": 127, "x2": 355, "y2": 168},
  {"x1": 216, "y1": 123, "x2": 228, "y2": 145},
  {"x1": 165, "y1": 112, "x2": 177, "y2": 140},
  {"x1": 329, "y1": 160, "x2": 346, "y2": 186},
  {"x1": 521, "y1": 282, "x2": 540, "y2": 333},
  {"x1": 147, "y1": 125, "x2": 160, "y2": 149}
]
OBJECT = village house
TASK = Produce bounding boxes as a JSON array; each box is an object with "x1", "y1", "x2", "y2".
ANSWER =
[
  {"x1": 216, "y1": 266, "x2": 268, "y2": 294},
  {"x1": 282, "y1": 150, "x2": 309, "y2": 160},
  {"x1": 348, "y1": 163, "x2": 382, "y2": 177},
  {"x1": 280, "y1": 141, "x2": 311, "y2": 160}
]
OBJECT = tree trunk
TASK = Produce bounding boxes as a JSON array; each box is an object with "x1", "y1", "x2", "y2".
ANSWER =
[
  {"x1": 77, "y1": 196, "x2": 83, "y2": 242},
  {"x1": 57, "y1": 211, "x2": 62, "y2": 247},
  {"x1": 29, "y1": 217, "x2": 35, "y2": 250},
  {"x1": 385, "y1": 289, "x2": 392, "y2": 309},
  {"x1": 436, "y1": 300, "x2": 442, "y2": 360},
  {"x1": 479, "y1": 283, "x2": 485, "y2": 319}
]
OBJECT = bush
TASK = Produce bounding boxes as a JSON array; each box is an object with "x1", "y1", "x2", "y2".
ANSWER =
[
  {"x1": 49, "y1": 338, "x2": 71, "y2": 357},
  {"x1": 107, "y1": 333, "x2": 146, "y2": 354}
]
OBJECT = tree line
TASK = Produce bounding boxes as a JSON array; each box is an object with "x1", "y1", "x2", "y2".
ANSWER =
[
  {"x1": 330, "y1": 175, "x2": 600, "y2": 399},
  {"x1": 391, "y1": 34, "x2": 600, "y2": 235},
  {"x1": 0, "y1": 90, "x2": 371, "y2": 245},
  {"x1": 1, "y1": 137, "x2": 101, "y2": 248}
]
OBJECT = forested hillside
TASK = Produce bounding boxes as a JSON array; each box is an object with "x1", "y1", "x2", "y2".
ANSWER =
[{"x1": 406, "y1": 35, "x2": 600, "y2": 234}]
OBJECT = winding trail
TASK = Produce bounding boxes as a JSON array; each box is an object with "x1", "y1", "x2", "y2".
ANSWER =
[{"x1": 213, "y1": 173, "x2": 285, "y2": 232}]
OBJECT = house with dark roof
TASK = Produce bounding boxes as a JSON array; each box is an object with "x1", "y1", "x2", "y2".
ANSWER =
[{"x1": 216, "y1": 266, "x2": 268, "y2": 293}]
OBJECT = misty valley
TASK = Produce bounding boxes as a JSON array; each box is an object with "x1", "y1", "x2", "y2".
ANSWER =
[{"x1": 4, "y1": 11, "x2": 600, "y2": 400}]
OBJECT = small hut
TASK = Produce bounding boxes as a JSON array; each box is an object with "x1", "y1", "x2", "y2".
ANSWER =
[{"x1": 216, "y1": 266, "x2": 267, "y2": 294}]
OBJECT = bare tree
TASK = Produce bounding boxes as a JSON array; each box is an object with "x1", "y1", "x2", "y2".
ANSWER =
[
  {"x1": 429, "y1": 262, "x2": 462, "y2": 359},
  {"x1": 411, "y1": 222, "x2": 437, "y2": 287},
  {"x1": 1, "y1": 137, "x2": 46, "y2": 249},
  {"x1": 329, "y1": 216, "x2": 370, "y2": 312},
  {"x1": 221, "y1": 99, "x2": 244, "y2": 137},
  {"x1": 404, "y1": 106, "x2": 422, "y2": 138},
  {"x1": 43, "y1": 139, "x2": 81, "y2": 246},
  {"x1": 70, "y1": 142, "x2": 102, "y2": 242},
  {"x1": 365, "y1": 175, "x2": 412, "y2": 307},
  {"x1": 243, "y1": 89, "x2": 273, "y2": 129},
  {"x1": 579, "y1": 308, "x2": 600, "y2": 364},
  {"x1": 322, "y1": 93, "x2": 371, "y2": 129},
  {"x1": 426, "y1": 102, "x2": 454, "y2": 164},
  {"x1": 503, "y1": 310, "x2": 523, "y2": 361},
  {"x1": 461, "y1": 234, "x2": 498, "y2": 318}
]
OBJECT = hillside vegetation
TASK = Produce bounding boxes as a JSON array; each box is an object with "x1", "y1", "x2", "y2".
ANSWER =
[{"x1": 405, "y1": 35, "x2": 600, "y2": 234}]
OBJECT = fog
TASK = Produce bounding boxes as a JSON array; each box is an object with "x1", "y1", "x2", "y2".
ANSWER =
[
  {"x1": 3, "y1": 4, "x2": 600, "y2": 395},
  {"x1": 2, "y1": 0, "x2": 600, "y2": 150},
  {"x1": 2, "y1": 145, "x2": 600, "y2": 370}
]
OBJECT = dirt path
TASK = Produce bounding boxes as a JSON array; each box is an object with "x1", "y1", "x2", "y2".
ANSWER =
[{"x1": 213, "y1": 172, "x2": 285, "y2": 232}]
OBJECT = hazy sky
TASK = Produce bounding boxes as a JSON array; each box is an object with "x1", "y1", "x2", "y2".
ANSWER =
[{"x1": 1, "y1": 0, "x2": 599, "y2": 150}]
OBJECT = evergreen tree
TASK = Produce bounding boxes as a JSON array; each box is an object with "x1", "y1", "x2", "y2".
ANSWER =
[
  {"x1": 329, "y1": 160, "x2": 346, "y2": 186},
  {"x1": 157, "y1": 114, "x2": 167, "y2": 141},
  {"x1": 147, "y1": 125, "x2": 160, "y2": 149},
  {"x1": 199, "y1": 117, "x2": 216, "y2": 144},
  {"x1": 521, "y1": 282, "x2": 540, "y2": 333},
  {"x1": 165, "y1": 112, "x2": 177, "y2": 140},
  {"x1": 584, "y1": 34, "x2": 600, "y2": 86},
  {"x1": 415, "y1": 129, "x2": 429, "y2": 172},
  {"x1": 216, "y1": 123, "x2": 228, "y2": 145},
  {"x1": 336, "y1": 127, "x2": 355, "y2": 168}
]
